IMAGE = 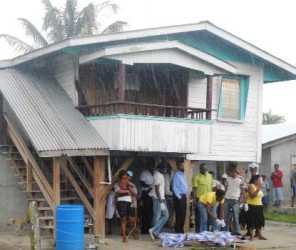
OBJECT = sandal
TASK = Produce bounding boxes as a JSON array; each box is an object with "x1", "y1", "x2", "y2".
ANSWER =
[{"x1": 258, "y1": 236, "x2": 267, "y2": 240}]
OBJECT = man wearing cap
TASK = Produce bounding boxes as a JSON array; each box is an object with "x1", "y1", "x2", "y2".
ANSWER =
[
  {"x1": 149, "y1": 161, "x2": 169, "y2": 241},
  {"x1": 115, "y1": 170, "x2": 137, "y2": 242}
]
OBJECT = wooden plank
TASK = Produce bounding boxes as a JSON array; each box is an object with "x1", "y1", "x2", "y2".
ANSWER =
[
  {"x1": 206, "y1": 75, "x2": 213, "y2": 120},
  {"x1": 5, "y1": 115, "x2": 54, "y2": 209},
  {"x1": 68, "y1": 157, "x2": 94, "y2": 198},
  {"x1": 81, "y1": 156, "x2": 94, "y2": 178},
  {"x1": 60, "y1": 157, "x2": 94, "y2": 218},
  {"x1": 53, "y1": 157, "x2": 60, "y2": 207},
  {"x1": 183, "y1": 160, "x2": 195, "y2": 233},
  {"x1": 118, "y1": 64, "x2": 126, "y2": 113},
  {"x1": 26, "y1": 162, "x2": 32, "y2": 192},
  {"x1": 93, "y1": 156, "x2": 106, "y2": 240}
]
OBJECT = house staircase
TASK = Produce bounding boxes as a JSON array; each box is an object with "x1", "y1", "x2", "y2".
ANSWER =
[{"x1": 2, "y1": 114, "x2": 95, "y2": 236}]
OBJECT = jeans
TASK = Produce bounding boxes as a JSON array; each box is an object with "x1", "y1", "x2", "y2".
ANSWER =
[
  {"x1": 198, "y1": 200, "x2": 218, "y2": 232},
  {"x1": 150, "y1": 197, "x2": 169, "y2": 237},
  {"x1": 223, "y1": 198, "x2": 240, "y2": 234},
  {"x1": 152, "y1": 197, "x2": 161, "y2": 227}
]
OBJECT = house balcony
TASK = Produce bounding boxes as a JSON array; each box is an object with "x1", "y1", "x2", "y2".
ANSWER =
[
  {"x1": 77, "y1": 102, "x2": 216, "y2": 155},
  {"x1": 77, "y1": 101, "x2": 214, "y2": 120}
]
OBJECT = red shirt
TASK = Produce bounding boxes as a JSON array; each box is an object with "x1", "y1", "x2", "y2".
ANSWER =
[{"x1": 271, "y1": 170, "x2": 283, "y2": 187}]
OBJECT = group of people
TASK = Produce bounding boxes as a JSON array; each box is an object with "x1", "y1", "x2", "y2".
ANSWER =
[
  {"x1": 192, "y1": 162, "x2": 267, "y2": 240},
  {"x1": 106, "y1": 159, "x2": 288, "y2": 243}
]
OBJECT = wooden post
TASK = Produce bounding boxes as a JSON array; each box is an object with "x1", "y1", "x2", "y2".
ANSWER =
[
  {"x1": 29, "y1": 201, "x2": 41, "y2": 250},
  {"x1": 184, "y1": 160, "x2": 195, "y2": 232},
  {"x1": 93, "y1": 156, "x2": 106, "y2": 241},
  {"x1": 206, "y1": 75, "x2": 213, "y2": 120},
  {"x1": 118, "y1": 64, "x2": 126, "y2": 113},
  {"x1": 53, "y1": 157, "x2": 61, "y2": 240},
  {"x1": 27, "y1": 162, "x2": 33, "y2": 193},
  {"x1": 0, "y1": 93, "x2": 6, "y2": 144}
]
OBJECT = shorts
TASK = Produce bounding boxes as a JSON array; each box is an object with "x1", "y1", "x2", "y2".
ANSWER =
[
  {"x1": 262, "y1": 196, "x2": 268, "y2": 206},
  {"x1": 117, "y1": 201, "x2": 136, "y2": 218},
  {"x1": 292, "y1": 183, "x2": 296, "y2": 197}
]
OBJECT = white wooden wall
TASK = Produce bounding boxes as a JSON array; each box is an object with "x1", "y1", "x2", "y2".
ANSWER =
[
  {"x1": 187, "y1": 62, "x2": 263, "y2": 162},
  {"x1": 49, "y1": 54, "x2": 78, "y2": 105}
]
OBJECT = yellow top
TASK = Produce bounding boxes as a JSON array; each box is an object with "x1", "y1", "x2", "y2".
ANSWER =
[
  {"x1": 199, "y1": 191, "x2": 224, "y2": 205},
  {"x1": 192, "y1": 172, "x2": 213, "y2": 198},
  {"x1": 246, "y1": 184, "x2": 263, "y2": 205}
]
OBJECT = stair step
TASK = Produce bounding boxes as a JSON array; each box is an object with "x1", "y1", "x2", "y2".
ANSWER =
[
  {"x1": 12, "y1": 165, "x2": 27, "y2": 169},
  {"x1": 38, "y1": 207, "x2": 52, "y2": 211},
  {"x1": 40, "y1": 225, "x2": 54, "y2": 229},
  {"x1": 39, "y1": 216, "x2": 54, "y2": 220},
  {"x1": 28, "y1": 197, "x2": 80, "y2": 202}
]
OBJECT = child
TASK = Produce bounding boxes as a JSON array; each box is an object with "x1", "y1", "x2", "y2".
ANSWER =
[{"x1": 262, "y1": 175, "x2": 270, "y2": 211}]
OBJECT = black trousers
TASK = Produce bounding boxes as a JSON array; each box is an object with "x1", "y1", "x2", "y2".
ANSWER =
[
  {"x1": 173, "y1": 194, "x2": 187, "y2": 233},
  {"x1": 140, "y1": 191, "x2": 153, "y2": 234}
]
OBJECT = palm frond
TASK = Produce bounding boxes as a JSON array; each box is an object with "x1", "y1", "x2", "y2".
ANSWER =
[
  {"x1": 75, "y1": 3, "x2": 98, "y2": 36},
  {"x1": 101, "y1": 21, "x2": 128, "y2": 34},
  {"x1": 96, "y1": 0, "x2": 118, "y2": 14},
  {"x1": 42, "y1": 0, "x2": 64, "y2": 42},
  {"x1": 0, "y1": 34, "x2": 34, "y2": 54},
  {"x1": 63, "y1": 0, "x2": 79, "y2": 37},
  {"x1": 18, "y1": 18, "x2": 48, "y2": 48}
]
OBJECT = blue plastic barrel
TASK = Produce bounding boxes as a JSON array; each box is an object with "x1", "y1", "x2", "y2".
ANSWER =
[{"x1": 56, "y1": 205, "x2": 84, "y2": 250}]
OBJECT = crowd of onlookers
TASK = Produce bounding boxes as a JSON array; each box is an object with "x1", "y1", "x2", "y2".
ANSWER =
[{"x1": 105, "y1": 159, "x2": 296, "y2": 243}]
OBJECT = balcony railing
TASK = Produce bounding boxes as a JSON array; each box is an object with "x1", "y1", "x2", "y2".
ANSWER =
[{"x1": 77, "y1": 101, "x2": 214, "y2": 120}]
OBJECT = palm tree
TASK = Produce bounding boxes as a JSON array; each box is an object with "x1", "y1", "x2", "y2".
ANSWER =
[
  {"x1": 0, "y1": 0, "x2": 127, "y2": 54},
  {"x1": 263, "y1": 109, "x2": 285, "y2": 125}
]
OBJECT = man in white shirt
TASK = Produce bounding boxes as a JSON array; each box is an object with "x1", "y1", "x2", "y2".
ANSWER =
[{"x1": 149, "y1": 161, "x2": 169, "y2": 241}]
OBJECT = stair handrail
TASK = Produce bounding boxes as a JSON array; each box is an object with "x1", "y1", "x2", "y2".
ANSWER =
[{"x1": 4, "y1": 114, "x2": 54, "y2": 210}]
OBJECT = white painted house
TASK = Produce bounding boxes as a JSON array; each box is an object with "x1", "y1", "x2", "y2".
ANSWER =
[{"x1": 0, "y1": 21, "x2": 296, "y2": 237}]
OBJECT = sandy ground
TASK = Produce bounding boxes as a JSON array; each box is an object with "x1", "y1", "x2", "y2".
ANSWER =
[{"x1": 1, "y1": 221, "x2": 296, "y2": 250}]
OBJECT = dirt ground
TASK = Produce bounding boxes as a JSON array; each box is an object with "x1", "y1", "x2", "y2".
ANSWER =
[{"x1": 1, "y1": 221, "x2": 296, "y2": 250}]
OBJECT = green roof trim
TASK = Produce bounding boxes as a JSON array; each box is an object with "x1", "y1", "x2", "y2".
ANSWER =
[{"x1": 86, "y1": 114, "x2": 215, "y2": 124}]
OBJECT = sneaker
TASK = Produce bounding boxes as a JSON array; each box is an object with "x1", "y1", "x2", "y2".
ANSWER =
[{"x1": 149, "y1": 228, "x2": 155, "y2": 241}]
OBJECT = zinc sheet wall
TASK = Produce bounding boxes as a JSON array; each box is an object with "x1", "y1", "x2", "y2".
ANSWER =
[{"x1": 90, "y1": 117, "x2": 212, "y2": 154}]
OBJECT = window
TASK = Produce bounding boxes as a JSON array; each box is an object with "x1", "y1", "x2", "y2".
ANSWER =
[
  {"x1": 291, "y1": 155, "x2": 296, "y2": 165},
  {"x1": 218, "y1": 76, "x2": 249, "y2": 120}
]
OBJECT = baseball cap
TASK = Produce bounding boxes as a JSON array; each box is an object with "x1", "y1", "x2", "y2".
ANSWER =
[
  {"x1": 248, "y1": 163, "x2": 259, "y2": 169},
  {"x1": 221, "y1": 173, "x2": 227, "y2": 179},
  {"x1": 127, "y1": 170, "x2": 133, "y2": 177}
]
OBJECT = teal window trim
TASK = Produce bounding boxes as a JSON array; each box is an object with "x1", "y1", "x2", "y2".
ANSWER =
[{"x1": 218, "y1": 75, "x2": 249, "y2": 120}]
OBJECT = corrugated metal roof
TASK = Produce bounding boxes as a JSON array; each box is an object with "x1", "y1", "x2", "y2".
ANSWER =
[
  {"x1": 262, "y1": 124, "x2": 296, "y2": 144},
  {"x1": 0, "y1": 68, "x2": 109, "y2": 157}
]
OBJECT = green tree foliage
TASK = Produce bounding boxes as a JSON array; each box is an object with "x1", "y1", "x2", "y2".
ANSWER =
[
  {"x1": 263, "y1": 109, "x2": 285, "y2": 125},
  {"x1": 0, "y1": 0, "x2": 127, "y2": 54}
]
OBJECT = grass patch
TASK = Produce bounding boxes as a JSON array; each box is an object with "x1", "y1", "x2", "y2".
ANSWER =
[{"x1": 264, "y1": 211, "x2": 296, "y2": 223}]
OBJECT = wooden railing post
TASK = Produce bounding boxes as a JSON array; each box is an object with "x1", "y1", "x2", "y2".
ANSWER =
[
  {"x1": 206, "y1": 75, "x2": 213, "y2": 120},
  {"x1": 118, "y1": 64, "x2": 126, "y2": 113}
]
